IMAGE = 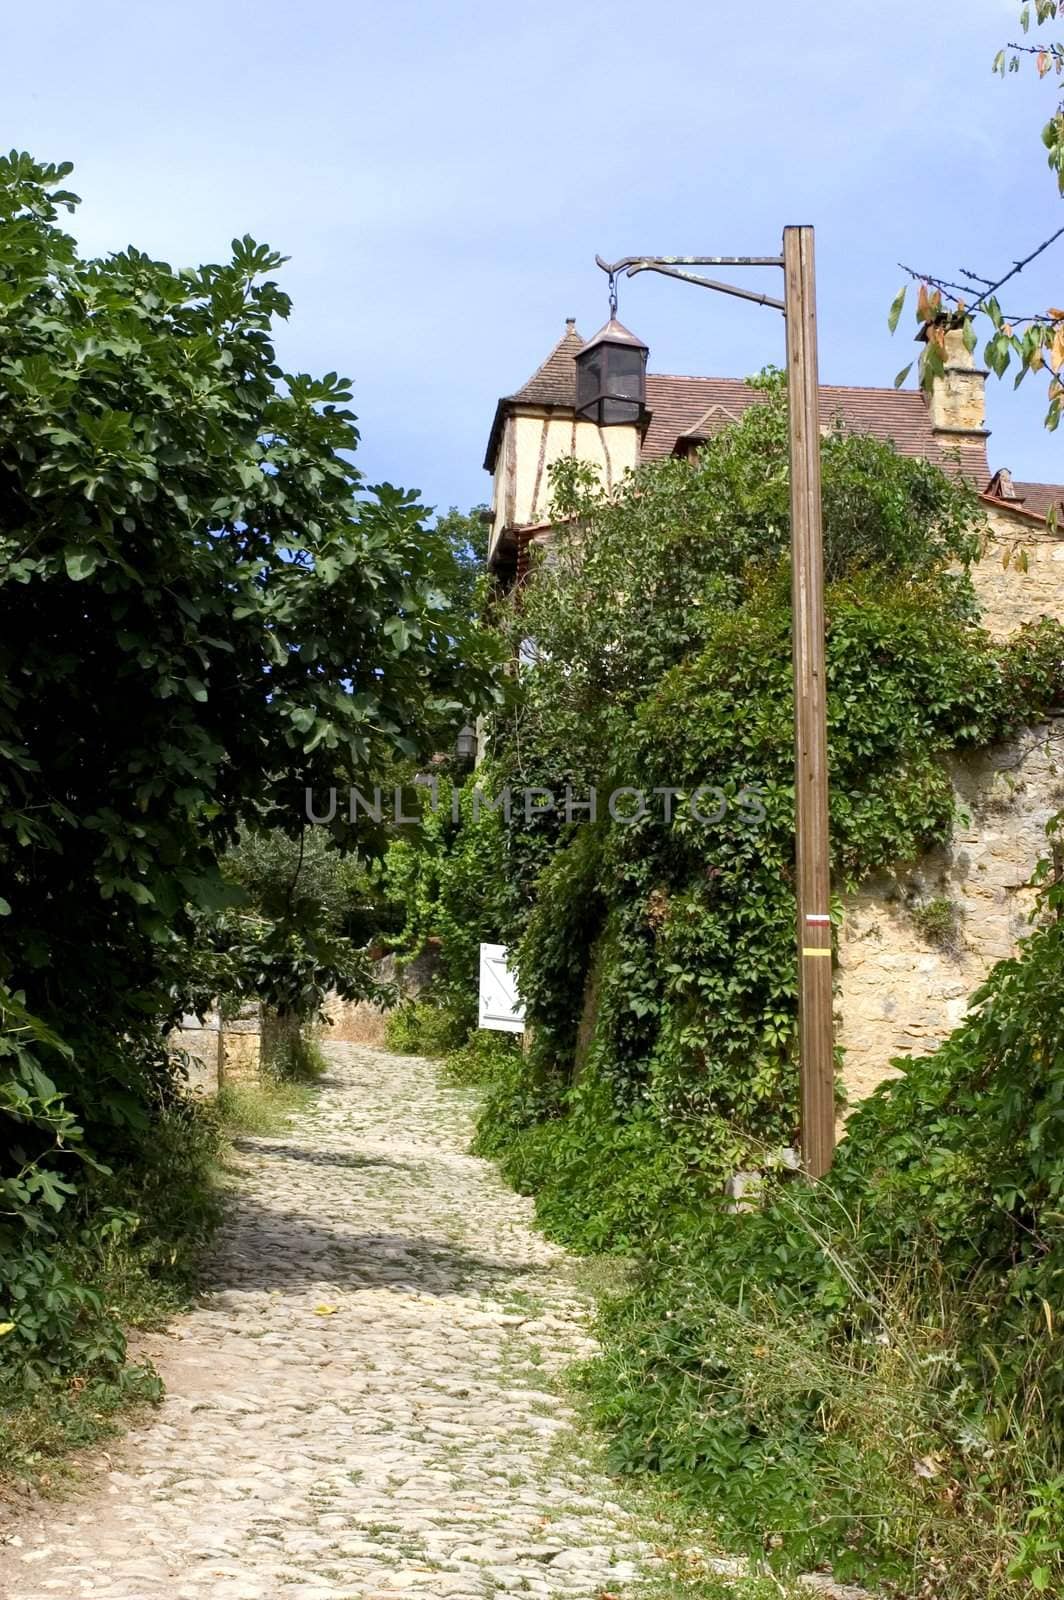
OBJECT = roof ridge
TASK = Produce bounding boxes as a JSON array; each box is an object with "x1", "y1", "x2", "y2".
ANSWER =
[
  {"x1": 646, "y1": 370, "x2": 922, "y2": 396},
  {"x1": 640, "y1": 368, "x2": 989, "y2": 487},
  {"x1": 646, "y1": 371, "x2": 737, "y2": 382}
]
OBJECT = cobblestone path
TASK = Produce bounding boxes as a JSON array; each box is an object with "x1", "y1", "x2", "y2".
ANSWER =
[{"x1": 0, "y1": 1044, "x2": 663, "y2": 1600}]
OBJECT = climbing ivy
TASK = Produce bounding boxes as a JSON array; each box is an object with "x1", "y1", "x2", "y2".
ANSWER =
[
  {"x1": 583, "y1": 873, "x2": 1064, "y2": 1595},
  {"x1": 389, "y1": 390, "x2": 1064, "y2": 1256},
  {"x1": 447, "y1": 385, "x2": 1062, "y2": 1244},
  {"x1": 422, "y1": 385, "x2": 1064, "y2": 1594}
]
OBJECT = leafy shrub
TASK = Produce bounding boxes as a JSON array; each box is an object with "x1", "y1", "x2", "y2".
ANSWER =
[
  {"x1": 512, "y1": 824, "x2": 605, "y2": 1064},
  {"x1": 222, "y1": 826, "x2": 399, "y2": 948},
  {"x1": 1, "y1": 1086, "x2": 222, "y2": 1383},
  {"x1": 0, "y1": 1068, "x2": 222, "y2": 1485},
  {"x1": 383, "y1": 999, "x2": 469, "y2": 1057},
  {"x1": 442, "y1": 1028, "x2": 521, "y2": 1086},
  {"x1": 0, "y1": 151, "x2": 500, "y2": 1424},
  {"x1": 470, "y1": 1044, "x2": 565, "y2": 1160},
  {"x1": 385, "y1": 773, "x2": 512, "y2": 1036},
  {"x1": 583, "y1": 903, "x2": 1064, "y2": 1595},
  {"x1": 480, "y1": 1074, "x2": 722, "y2": 1254}
]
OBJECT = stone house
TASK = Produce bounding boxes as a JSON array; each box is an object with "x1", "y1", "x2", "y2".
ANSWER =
[
  {"x1": 483, "y1": 315, "x2": 1064, "y2": 1104},
  {"x1": 484, "y1": 317, "x2": 1064, "y2": 632}
]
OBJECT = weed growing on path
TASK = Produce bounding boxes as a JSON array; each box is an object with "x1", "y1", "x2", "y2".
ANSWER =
[{"x1": 217, "y1": 1077, "x2": 319, "y2": 1138}]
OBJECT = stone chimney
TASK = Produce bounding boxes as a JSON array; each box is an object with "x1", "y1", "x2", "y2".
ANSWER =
[{"x1": 920, "y1": 319, "x2": 989, "y2": 451}]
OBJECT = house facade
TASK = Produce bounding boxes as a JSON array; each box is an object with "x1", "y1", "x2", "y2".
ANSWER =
[
  {"x1": 484, "y1": 316, "x2": 1064, "y2": 636},
  {"x1": 482, "y1": 313, "x2": 1064, "y2": 1106}
]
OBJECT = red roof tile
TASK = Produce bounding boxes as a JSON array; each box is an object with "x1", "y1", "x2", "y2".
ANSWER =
[
  {"x1": 1006, "y1": 479, "x2": 1064, "y2": 519},
  {"x1": 485, "y1": 329, "x2": 991, "y2": 483},
  {"x1": 512, "y1": 321, "x2": 586, "y2": 406},
  {"x1": 643, "y1": 374, "x2": 989, "y2": 482}
]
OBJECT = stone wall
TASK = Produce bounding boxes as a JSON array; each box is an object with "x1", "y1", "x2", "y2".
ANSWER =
[
  {"x1": 222, "y1": 1007, "x2": 264, "y2": 1083},
  {"x1": 832, "y1": 503, "x2": 1064, "y2": 1109},
  {"x1": 837, "y1": 720, "x2": 1064, "y2": 1106},
  {"x1": 173, "y1": 1014, "x2": 223, "y2": 1093},
  {"x1": 170, "y1": 946, "x2": 442, "y2": 1082},
  {"x1": 170, "y1": 1004, "x2": 261, "y2": 1094},
  {"x1": 321, "y1": 945, "x2": 441, "y2": 1046},
  {"x1": 972, "y1": 507, "x2": 1064, "y2": 638}
]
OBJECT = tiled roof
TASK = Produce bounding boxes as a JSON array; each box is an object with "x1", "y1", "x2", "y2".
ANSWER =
[
  {"x1": 486, "y1": 327, "x2": 1064, "y2": 532},
  {"x1": 981, "y1": 469, "x2": 1064, "y2": 523},
  {"x1": 483, "y1": 322, "x2": 586, "y2": 470},
  {"x1": 485, "y1": 325, "x2": 992, "y2": 482},
  {"x1": 643, "y1": 374, "x2": 989, "y2": 482},
  {"x1": 512, "y1": 321, "x2": 586, "y2": 406},
  {"x1": 1006, "y1": 479, "x2": 1064, "y2": 519}
]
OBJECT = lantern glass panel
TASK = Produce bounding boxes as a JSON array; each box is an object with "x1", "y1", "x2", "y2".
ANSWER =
[
  {"x1": 597, "y1": 344, "x2": 645, "y2": 423},
  {"x1": 575, "y1": 329, "x2": 647, "y2": 424},
  {"x1": 608, "y1": 345, "x2": 645, "y2": 400},
  {"x1": 575, "y1": 350, "x2": 602, "y2": 418},
  {"x1": 600, "y1": 394, "x2": 637, "y2": 424}
]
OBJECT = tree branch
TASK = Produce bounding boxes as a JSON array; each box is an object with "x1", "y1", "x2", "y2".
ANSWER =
[
  {"x1": 966, "y1": 221, "x2": 1064, "y2": 311},
  {"x1": 1005, "y1": 39, "x2": 1064, "y2": 55},
  {"x1": 898, "y1": 220, "x2": 1064, "y2": 325}
]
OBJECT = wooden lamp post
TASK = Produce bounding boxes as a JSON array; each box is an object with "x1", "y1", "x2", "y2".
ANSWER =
[{"x1": 595, "y1": 230, "x2": 834, "y2": 1177}]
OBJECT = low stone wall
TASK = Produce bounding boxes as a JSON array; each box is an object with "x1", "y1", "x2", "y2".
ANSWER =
[
  {"x1": 170, "y1": 946, "x2": 442, "y2": 1083},
  {"x1": 321, "y1": 945, "x2": 440, "y2": 1045},
  {"x1": 320, "y1": 991, "x2": 392, "y2": 1047},
  {"x1": 837, "y1": 721, "x2": 1064, "y2": 1105},
  {"x1": 170, "y1": 1004, "x2": 262, "y2": 1094},
  {"x1": 173, "y1": 1017, "x2": 223, "y2": 1094},
  {"x1": 222, "y1": 1007, "x2": 263, "y2": 1083}
]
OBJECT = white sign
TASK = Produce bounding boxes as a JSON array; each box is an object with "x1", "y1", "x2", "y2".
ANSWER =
[{"x1": 478, "y1": 943, "x2": 525, "y2": 1034}]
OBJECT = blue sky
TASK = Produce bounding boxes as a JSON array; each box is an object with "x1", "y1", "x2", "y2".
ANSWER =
[{"x1": 7, "y1": 0, "x2": 1063, "y2": 511}]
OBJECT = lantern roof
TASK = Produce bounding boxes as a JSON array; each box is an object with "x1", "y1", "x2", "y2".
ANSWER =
[{"x1": 578, "y1": 317, "x2": 649, "y2": 357}]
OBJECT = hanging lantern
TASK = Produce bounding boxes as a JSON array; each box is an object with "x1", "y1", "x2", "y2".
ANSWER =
[{"x1": 574, "y1": 314, "x2": 648, "y2": 426}]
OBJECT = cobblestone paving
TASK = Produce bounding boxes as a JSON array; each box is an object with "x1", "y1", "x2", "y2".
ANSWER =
[{"x1": 0, "y1": 1044, "x2": 664, "y2": 1600}]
